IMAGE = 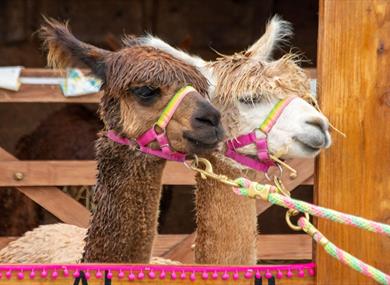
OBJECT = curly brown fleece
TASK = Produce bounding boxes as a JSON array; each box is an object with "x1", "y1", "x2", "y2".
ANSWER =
[
  {"x1": 82, "y1": 138, "x2": 165, "y2": 262},
  {"x1": 195, "y1": 154, "x2": 258, "y2": 265}
]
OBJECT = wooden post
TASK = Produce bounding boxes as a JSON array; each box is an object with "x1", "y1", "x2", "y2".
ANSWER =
[{"x1": 316, "y1": 1, "x2": 390, "y2": 284}]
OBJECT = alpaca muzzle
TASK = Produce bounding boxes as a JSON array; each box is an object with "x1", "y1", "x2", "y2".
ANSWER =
[
  {"x1": 225, "y1": 96, "x2": 296, "y2": 173},
  {"x1": 106, "y1": 86, "x2": 213, "y2": 161}
]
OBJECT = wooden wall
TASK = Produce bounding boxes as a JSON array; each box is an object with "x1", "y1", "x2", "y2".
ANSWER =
[
  {"x1": 0, "y1": 0, "x2": 318, "y2": 66},
  {"x1": 316, "y1": 0, "x2": 390, "y2": 284}
]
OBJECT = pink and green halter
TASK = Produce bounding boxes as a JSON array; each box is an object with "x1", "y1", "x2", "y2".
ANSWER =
[
  {"x1": 107, "y1": 85, "x2": 195, "y2": 162},
  {"x1": 225, "y1": 96, "x2": 296, "y2": 172}
]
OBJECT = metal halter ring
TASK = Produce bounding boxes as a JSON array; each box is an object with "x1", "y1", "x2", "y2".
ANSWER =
[
  {"x1": 285, "y1": 209, "x2": 310, "y2": 231},
  {"x1": 153, "y1": 123, "x2": 166, "y2": 135},
  {"x1": 265, "y1": 163, "x2": 283, "y2": 182}
]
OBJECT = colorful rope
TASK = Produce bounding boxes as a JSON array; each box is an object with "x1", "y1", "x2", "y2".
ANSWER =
[
  {"x1": 298, "y1": 217, "x2": 390, "y2": 285},
  {"x1": 233, "y1": 177, "x2": 390, "y2": 237}
]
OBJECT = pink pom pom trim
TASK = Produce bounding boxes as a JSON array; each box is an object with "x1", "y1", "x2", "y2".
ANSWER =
[{"x1": 0, "y1": 263, "x2": 315, "y2": 281}]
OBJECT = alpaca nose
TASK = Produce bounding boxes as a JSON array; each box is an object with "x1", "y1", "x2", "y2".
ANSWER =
[
  {"x1": 305, "y1": 116, "x2": 329, "y2": 133},
  {"x1": 192, "y1": 101, "x2": 221, "y2": 128},
  {"x1": 302, "y1": 116, "x2": 331, "y2": 148}
]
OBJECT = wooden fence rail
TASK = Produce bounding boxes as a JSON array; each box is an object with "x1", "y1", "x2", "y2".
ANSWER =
[{"x1": 0, "y1": 160, "x2": 314, "y2": 188}]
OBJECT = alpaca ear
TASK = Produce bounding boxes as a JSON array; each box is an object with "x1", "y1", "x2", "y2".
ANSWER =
[
  {"x1": 40, "y1": 17, "x2": 110, "y2": 80},
  {"x1": 246, "y1": 15, "x2": 292, "y2": 61}
]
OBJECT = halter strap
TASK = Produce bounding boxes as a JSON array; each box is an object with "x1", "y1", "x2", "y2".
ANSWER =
[
  {"x1": 156, "y1": 86, "x2": 195, "y2": 128},
  {"x1": 260, "y1": 96, "x2": 296, "y2": 134},
  {"x1": 106, "y1": 85, "x2": 196, "y2": 162},
  {"x1": 225, "y1": 97, "x2": 297, "y2": 172}
]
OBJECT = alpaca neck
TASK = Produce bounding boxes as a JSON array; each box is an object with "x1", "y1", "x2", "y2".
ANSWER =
[
  {"x1": 82, "y1": 137, "x2": 166, "y2": 263},
  {"x1": 195, "y1": 153, "x2": 258, "y2": 265}
]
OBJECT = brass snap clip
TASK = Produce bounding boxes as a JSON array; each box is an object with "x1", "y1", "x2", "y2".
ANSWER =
[
  {"x1": 285, "y1": 209, "x2": 310, "y2": 232},
  {"x1": 185, "y1": 155, "x2": 239, "y2": 187}
]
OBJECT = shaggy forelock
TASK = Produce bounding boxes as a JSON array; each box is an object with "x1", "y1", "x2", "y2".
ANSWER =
[
  {"x1": 208, "y1": 52, "x2": 311, "y2": 105},
  {"x1": 104, "y1": 45, "x2": 209, "y2": 97}
]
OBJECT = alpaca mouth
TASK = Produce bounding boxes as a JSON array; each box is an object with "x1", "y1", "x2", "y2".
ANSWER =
[
  {"x1": 183, "y1": 133, "x2": 220, "y2": 153},
  {"x1": 184, "y1": 136, "x2": 219, "y2": 149},
  {"x1": 296, "y1": 140, "x2": 321, "y2": 153},
  {"x1": 295, "y1": 131, "x2": 328, "y2": 154}
]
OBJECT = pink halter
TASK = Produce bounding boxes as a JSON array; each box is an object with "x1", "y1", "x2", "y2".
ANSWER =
[
  {"x1": 107, "y1": 86, "x2": 196, "y2": 162},
  {"x1": 225, "y1": 97, "x2": 296, "y2": 172}
]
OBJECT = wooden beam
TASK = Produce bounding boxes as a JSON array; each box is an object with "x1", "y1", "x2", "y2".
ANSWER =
[
  {"x1": 317, "y1": 1, "x2": 390, "y2": 284},
  {"x1": 0, "y1": 158, "x2": 314, "y2": 187},
  {"x1": 0, "y1": 148, "x2": 90, "y2": 227},
  {"x1": 0, "y1": 160, "x2": 196, "y2": 186},
  {"x1": 0, "y1": 237, "x2": 17, "y2": 250},
  {"x1": 255, "y1": 159, "x2": 315, "y2": 215},
  {"x1": 0, "y1": 161, "x2": 96, "y2": 186},
  {"x1": 152, "y1": 234, "x2": 189, "y2": 257},
  {"x1": 256, "y1": 234, "x2": 312, "y2": 260},
  {"x1": 277, "y1": 278, "x2": 314, "y2": 285},
  {"x1": 162, "y1": 234, "x2": 312, "y2": 263},
  {"x1": 161, "y1": 233, "x2": 196, "y2": 263},
  {"x1": 163, "y1": 162, "x2": 196, "y2": 185},
  {"x1": 15, "y1": 186, "x2": 91, "y2": 228}
]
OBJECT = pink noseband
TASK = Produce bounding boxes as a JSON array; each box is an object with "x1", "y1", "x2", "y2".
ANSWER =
[
  {"x1": 106, "y1": 86, "x2": 197, "y2": 162},
  {"x1": 225, "y1": 97, "x2": 296, "y2": 172}
]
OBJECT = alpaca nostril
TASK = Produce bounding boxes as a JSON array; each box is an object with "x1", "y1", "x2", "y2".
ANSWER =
[
  {"x1": 192, "y1": 100, "x2": 221, "y2": 128},
  {"x1": 195, "y1": 116, "x2": 215, "y2": 127},
  {"x1": 193, "y1": 110, "x2": 221, "y2": 128},
  {"x1": 305, "y1": 117, "x2": 329, "y2": 132}
]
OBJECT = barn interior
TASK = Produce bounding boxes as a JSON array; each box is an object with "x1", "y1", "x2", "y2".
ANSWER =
[{"x1": 0, "y1": 0, "x2": 318, "y2": 253}]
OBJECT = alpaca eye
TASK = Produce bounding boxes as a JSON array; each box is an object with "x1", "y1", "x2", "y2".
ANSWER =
[
  {"x1": 129, "y1": 86, "x2": 161, "y2": 101},
  {"x1": 239, "y1": 96, "x2": 262, "y2": 104}
]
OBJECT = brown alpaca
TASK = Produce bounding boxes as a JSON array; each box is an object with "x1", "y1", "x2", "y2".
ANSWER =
[{"x1": 40, "y1": 19, "x2": 223, "y2": 263}]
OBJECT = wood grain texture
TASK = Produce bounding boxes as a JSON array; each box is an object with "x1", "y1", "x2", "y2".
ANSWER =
[
  {"x1": 162, "y1": 234, "x2": 312, "y2": 263},
  {"x1": 0, "y1": 159, "x2": 313, "y2": 187},
  {"x1": 15, "y1": 186, "x2": 91, "y2": 228},
  {"x1": 0, "y1": 148, "x2": 91, "y2": 227},
  {"x1": 0, "y1": 160, "x2": 196, "y2": 186},
  {"x1": 0, "y1": 161, "x2": 96, "y2": 186},
  {"x1": 0, "y1": 237, "x2": 17, "y2": 250},
  {"x1": 152, "y1": 234, "x2": 189, "y2": 257},
  {"x1": 162, "y1": 233, "x2": 196, "y2": 263},
  {"x1": 317, "y1": 1, "x2": 390, "y2": 284},
  {"x1": 256, "y1": 234, "x2": 312, "y2": 260},
  {"x1": 255, "y1": 159, "x2": 314, "y2": 215}
]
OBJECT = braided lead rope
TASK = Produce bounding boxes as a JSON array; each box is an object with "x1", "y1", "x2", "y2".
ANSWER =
[
  {"x1": 233, "y1": 177, "x2": 390, "y2": 237},
  {"x1": 297, "y1": 217, "x2": 390, "y2": 285}
]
